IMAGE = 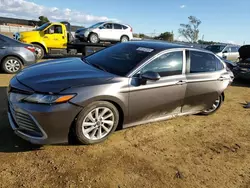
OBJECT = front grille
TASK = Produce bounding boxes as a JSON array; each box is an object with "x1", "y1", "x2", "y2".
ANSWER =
[{"x1": 9, "y1": 104, "x2": 43, "y2": 138}]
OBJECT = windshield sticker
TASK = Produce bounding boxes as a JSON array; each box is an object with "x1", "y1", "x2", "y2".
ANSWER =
[{"x1": 136, "y1": 47, "x2": 154, "y2": 53}]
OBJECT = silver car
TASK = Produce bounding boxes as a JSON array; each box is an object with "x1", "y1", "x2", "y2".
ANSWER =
[
  {"x1": 0, "y1": 34, "x2": 36, "y2": 74},
  {"x1": 205, "y1": 44, "x2": 240, "y2": 62}
]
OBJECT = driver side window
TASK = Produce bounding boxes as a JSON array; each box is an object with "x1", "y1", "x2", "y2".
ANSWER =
[
  {"x1": 45, "y1": 25, "x2": 62, "y2": 34},
  {"x1": 140, "y1": 51, "x2": 183, "y2": 77},
  {"x1": 103, "y1": 23, "x2": 112, "y2": 29}
]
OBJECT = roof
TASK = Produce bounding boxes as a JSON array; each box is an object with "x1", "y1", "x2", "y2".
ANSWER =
[{"x1": 127, "y1": 40, "x2": 205, "y2": 51}]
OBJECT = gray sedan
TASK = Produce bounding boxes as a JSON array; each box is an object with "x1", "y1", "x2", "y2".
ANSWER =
[
  {"x1": 0, "y1": 34, "x2": 36, "y2": 73},
  {"x1": 7, "y1": 41, "x2": 233, "y2": 145}
]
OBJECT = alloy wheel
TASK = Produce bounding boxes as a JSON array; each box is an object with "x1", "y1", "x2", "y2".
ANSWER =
[
  {"x1": 203, "y1": 97, "x2": 221, "y2": 113},
  {"x1": 82, "y1": 107, "x2": 114, "y2": 140}
]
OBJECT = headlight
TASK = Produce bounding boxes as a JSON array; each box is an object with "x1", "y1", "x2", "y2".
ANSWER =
[{"x1": 23, "y1": 94, "x2": 76, "y2": 104}]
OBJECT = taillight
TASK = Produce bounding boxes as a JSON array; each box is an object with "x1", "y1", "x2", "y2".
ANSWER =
[
  {"x1": 25, "y1": 46, "x2": 35, "y2": 53},
  {"x1": 130, "y1": 27, "x2": 133, "y2": 32}
]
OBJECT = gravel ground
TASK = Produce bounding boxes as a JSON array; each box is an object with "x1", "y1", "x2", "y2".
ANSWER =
[{"x1": 1, "y1": 68, "x2": 250, "y2": 188}]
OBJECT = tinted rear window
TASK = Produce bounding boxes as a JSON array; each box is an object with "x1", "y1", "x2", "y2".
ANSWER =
[{"x1": 85, "y1": 43, "x2": 155, "y2": 76}]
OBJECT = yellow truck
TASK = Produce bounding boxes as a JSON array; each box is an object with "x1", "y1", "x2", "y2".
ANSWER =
[{"x1": 14, "y1": 22, "x2": 111, "y2": 59}]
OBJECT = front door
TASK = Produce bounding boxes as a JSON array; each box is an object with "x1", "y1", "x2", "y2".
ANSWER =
[
  {"x1": 43, "y1": 24, "x2": 66, "y2": 48},
  {"x1": 98, "y1": 23, "x2": 113, "y2": 40},
  {"x1": 128, "y1": 50, "x2": 187, "y2": 124},
  {"x1": 182, "y1": 50, "x2": 231, "y2": 113}
]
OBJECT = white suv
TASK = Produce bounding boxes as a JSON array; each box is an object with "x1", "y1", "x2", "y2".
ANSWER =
[{"x1": 75, "y1": 22, "x2": 133, "y2": 43}]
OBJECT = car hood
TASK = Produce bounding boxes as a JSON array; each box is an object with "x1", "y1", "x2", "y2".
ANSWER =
[
  {"x1": 16, "y1": 58, "x2": 115, "y2": 93},
  {"x1": 239, "y1": 45, "x2": 250, "y2": 60},
  {"x1": 76, "y1": 28, "x2": 89, "y2": 33}
]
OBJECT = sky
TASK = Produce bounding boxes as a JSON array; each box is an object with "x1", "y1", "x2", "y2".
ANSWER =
[{"x1": 0, "y1": 0, "x2": 249, "y2": 44}]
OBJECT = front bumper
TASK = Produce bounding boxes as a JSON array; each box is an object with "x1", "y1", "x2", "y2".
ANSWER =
[
  {"x1": 75, "y1": 33, "x2": 88, "y2": 41},
  {"x1": 7, "y1": 94, "x2": 82, "y2": 145}
]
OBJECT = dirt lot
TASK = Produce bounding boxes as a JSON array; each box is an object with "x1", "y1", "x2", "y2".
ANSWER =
[{"x1": 1, "y1": 69, "x2": 250, "y2": 188}]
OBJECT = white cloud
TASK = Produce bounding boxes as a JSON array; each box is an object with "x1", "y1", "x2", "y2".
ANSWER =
[
  {"x1": 0, "y1": 0, "x2": 114, "y2": 26},
  {"x1": 180, "y1": 5, "x2": 186, "y2": 9}
]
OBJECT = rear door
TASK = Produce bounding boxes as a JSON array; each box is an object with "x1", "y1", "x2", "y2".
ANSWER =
[
  {"x1": 182, "y1": 50, "x2": 230, "y2": 113},
  {"x1": 228, "y1": 46, "x2": 239, "y2": 61},
  {"x1": 113, "y1": 23, "x2": 123, "y2": 41}
]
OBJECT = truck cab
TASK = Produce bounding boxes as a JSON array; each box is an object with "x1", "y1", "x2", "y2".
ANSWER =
[{"x1": 14, "y1": 22, "x2": 69, "y2": 59}]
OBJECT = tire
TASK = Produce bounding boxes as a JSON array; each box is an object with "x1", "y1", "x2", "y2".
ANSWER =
[
  {"x1": 2, "y1": 56, "x2": 23, "y2": 74},
  {"x1": 74, "y1": 101, "x2": 119, "y2": 145},
  {"x1": 201, "y1": 95, "x2": 223, "y2": 115},
  {"x1": 33, "y1": 44, "x2": 45, "y2": 59},
  {"x1": 89, "y1": 33, "x2": 99, "y2": 44},
  {"x1": 120, "y1": 35, "x2": 129, "y2": 42}
]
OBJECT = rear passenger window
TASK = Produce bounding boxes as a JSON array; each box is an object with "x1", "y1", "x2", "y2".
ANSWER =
[
  {"x1": 122, "y1": 25, "x2": 128, "y2": 30},
  {"x1": 141, "y1": 51, "x2": 183, "y2": 77},
  {"x1": 114, "y1": 24, "x2": 122, "y2": 29},
  {"x1": 189, "y1": 51, "x2": 223, "y2": 73}
]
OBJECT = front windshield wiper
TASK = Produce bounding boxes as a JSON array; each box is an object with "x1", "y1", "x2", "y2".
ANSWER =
[{"x1": 81, "y1": 57, "x2": 107, "y2": 72}]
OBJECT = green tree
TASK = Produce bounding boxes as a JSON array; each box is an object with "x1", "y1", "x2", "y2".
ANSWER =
[
  {"x1": 178, "y1": 16, "x2": 201, "y2": 43},
  {"x1": 155, "y1": 32, "x2": 174, "y2": 42},
  {"x1": 38, "y1": 16, "x2": 50, "y2": 26}
]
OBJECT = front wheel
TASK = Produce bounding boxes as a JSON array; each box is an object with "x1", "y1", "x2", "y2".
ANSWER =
[
  {"x1": 89, "y1": 33, "x2": 99, "y2": 44},
  {"x1": 74, "y1": 101, "x2": 119, "y2": 145},
  {"x1": 201, "y1": 95, "x2": 223, "y2": 115}
]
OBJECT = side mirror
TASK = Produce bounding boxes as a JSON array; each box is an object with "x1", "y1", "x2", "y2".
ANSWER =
[
  {"x1": 141, "y1": 71, "x2": 161, "y2": 81},
  {"x1": 223, "y1": 50, "x2": 228, "y2": 53},
  {"x1": 99, "y1": 26, "x2": 104, "y2": 29}
]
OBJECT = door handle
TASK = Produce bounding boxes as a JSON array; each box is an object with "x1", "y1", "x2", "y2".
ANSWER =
[
  {"x1": 217, "y1": 76, "x2": 227, "y2": 81},
  {"x1": 44, "y1": 36, "x2": 48, "y2": 39},
  {"x1": 176, "y1": 80, "x2": 187, "y2": 85}
]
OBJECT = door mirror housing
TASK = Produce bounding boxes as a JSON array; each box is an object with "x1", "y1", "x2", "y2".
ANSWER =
[
  {"x1": 141, "y1": 71, "x2": 161, "y2": 81},
  {"x1": 99, "y1": 26, "x2": 104, "y2": 29},
  {"x1": 223, "y1": 50, "x2": 228, "y2": 53}
]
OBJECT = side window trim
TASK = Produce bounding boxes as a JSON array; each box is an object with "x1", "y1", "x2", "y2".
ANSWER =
[{"x1": 131, "y1": 49, "x2": 186, "y2": 77}]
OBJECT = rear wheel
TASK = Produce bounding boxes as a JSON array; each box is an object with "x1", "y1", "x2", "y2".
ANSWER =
[
  {"x1": 120, "y1": 35, "x2": 129, "y2": 42},
  {"x1": 74, "y1": 101, "x2": 119, "y2": 145},
  {"x1": 2, "y1": 56, "x2": 22, "y2": 74},
  {"x1": 89, "y1": 33, "x2": 99, "y2": 44},
  {"x1": 201, "y1": 95, "x2": 223, "y2": 115},
  {"x1": 33, "y1": 44, "x2": 44, "y2": 59}
]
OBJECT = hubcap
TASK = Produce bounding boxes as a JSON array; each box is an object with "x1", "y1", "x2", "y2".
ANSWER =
[
  {"x1": 204, "y1": 97, "x2": 220, "y2": 113},
  {"x1": 90, "y1": 35, "x2": 98, "y2": 43},
  {"x1": 5, "y1": 59, "x2": 21, "y2": 73},
  {"x1": 82, "y1": 107, "x2": 114, "y2": 140},
  {"x1": 121, "y1": 37, "x2": 128, "y2": 42}
]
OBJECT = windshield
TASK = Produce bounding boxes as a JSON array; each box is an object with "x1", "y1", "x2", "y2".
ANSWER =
[
  {"x1": 88, "y1": 22, "x2": 105, "y2": 29},
  {"x1": 205, "y1": 45, "x2": 226, "y2": 53},
  {"x1": 34, "y1": 23, "x2": 50, "y2": 31},
  {"x1": 85, "y1": 43, "x2": 155, "y2": 76}
]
